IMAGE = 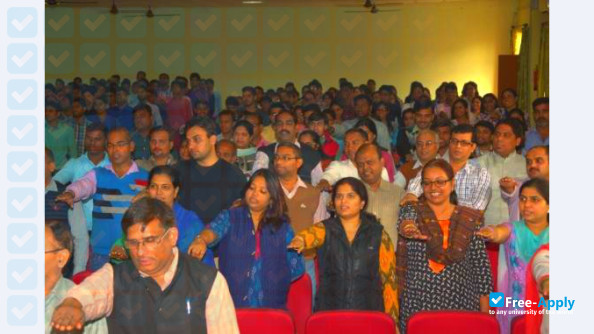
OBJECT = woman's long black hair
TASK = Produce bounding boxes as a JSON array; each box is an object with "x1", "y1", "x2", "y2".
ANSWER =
[{"x1": 242, "y1": 169, "x2": 289, "y2": 230}]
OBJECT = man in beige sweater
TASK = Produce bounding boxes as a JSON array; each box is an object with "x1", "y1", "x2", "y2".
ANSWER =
[{"x1": 356, "y1": 143, "x2": 404, "y2": 248}]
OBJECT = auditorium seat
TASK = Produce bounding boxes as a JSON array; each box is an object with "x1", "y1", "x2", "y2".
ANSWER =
[
  {"x1": 236, "y1": 308, "x2": 295, "y2": 334},
  {"x1": 511, "y1": 315, "x2": 526, "y2": 334},
  {"x1": 287, "y1": 274, "x2": 312, "y2": 334},
  {"x1": 486, "y1": 241, "x2": 499, "y2": 289},
  {"x1": 407, "y1": 310, "x2": 499, "y2": 334},
  {"x1": 305, "y1": 311, "x2": 396, "y2": 334}
]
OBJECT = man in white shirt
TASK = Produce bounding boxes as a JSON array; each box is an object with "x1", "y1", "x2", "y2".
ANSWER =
[
  {"x1": 477, "y1": 118, "x2": 527, "y2": 226},
  {"x1": 317, "y1": 128, "x2": 389, "y2": 191}
]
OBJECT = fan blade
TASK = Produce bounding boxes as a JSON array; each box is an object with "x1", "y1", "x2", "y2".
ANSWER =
[{"x1": 375, "y1": 1, "x2": 405, "y2": 6}]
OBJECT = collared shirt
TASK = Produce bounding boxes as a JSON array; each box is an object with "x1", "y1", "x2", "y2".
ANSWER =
[
  {"x1": 135, "y1": 154, "x2": 178, "y2": 172},
  {"x1": 365, "y1": 180, "x2": 404, "y2": 247},
  {"x1": 281, "y1": 177, "x2": 330, "y2": 223},
  {"x1": 65, "y1": 248, "x2": 239, "y2": 334},
  {"x1": 131, "y1": 131, "x2": 151, "y2": 160},
  {"x1": 54, "y1": 152, "x2": 110, "y2": 231},
  {"x1": 252, "y1": 141, "x2": 324, "y2": 186},
  {"x1": 65, "y1": 116, "x2": 93, "y2": 158},
  {"x1": 45, "y1": 121, "x2": 76, "y2": 169},
  {"x1": 524, "y1": 128, "x2": 549, "y2": 153},
  {"x1": 46, "y1": 180, "x2": 89, "y2": 274},
  {"x1": 393, "y1": 160, "x2": 422, "y2": 189},
  {"x1": 67, "y1": 162, "x2": 143, "y2": 202},
  {"x1": 333, "y1": 117, "x2": 392, "y2": 150},
  {"x1": 477, "y1": 151, "x2": 527, "y2": 225},
  {"x1": 322, "y1": 159, "x2": 389, "y2": 185},
  {"x1": 46, "y1": 277, "x2": 108, "y2": 334},
  {"x1": 407, "y1": 160, "x2": 492, "y2": 211}
]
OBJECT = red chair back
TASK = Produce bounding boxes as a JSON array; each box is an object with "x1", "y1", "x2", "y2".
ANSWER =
[
  {"x1": 486, "y1": 241, "x2": 499, "y2": 290},
  {"x1": 287, "y1": 274, "x2": 312, "y2": 334},
  {"x1": 511, "y1": 315, "x2": 526, "y2": 334},
  {"x1": 236, "y1": 308, "x2": 295, "y2": 334},
  {"x1": 305, "y1": 311, "x2": 396, "y2": 334},
  {"x1": 72, "y1": 270, "x2": 93, "y2": 284},
  {"x1": 407, "y1": 311, "x2": 499, "y2": 334}
]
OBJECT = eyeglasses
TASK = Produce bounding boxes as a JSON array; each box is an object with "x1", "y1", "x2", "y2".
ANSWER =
[
  {"x1": 106, "y1": 141, "x2": 130, "y2": 149},
  {"x1": 274, "y1": 155, "x2": 299, "y2": 162},
  {"x1": 416, "y1": 140, "x2": 435, "y2": 148},
  {"x1": 45, "y1": 248, "x2": 65, "y2": 254},
  {"x1": 449, "y1": 138, "x2": 474, "y2": 147},
  {"x1": 124, "y1": 229, "x2": 171, "y2": 250},
  {"x1": 274, "y1": 120, "x2": 295, "y2": 127},
  {"x1": 421, "y1": 178, "x2": 452, "y2": 187}
]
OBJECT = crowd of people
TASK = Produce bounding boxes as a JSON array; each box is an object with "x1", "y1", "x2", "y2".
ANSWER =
[{"x1": 45, "y1": 71, "x2": 550, "y2": 334}]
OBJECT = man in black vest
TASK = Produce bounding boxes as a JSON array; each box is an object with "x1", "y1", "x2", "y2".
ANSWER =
[
  {"x1": 251, "y1": 109, "x2": 322, "y2": 185},
  {"x1": 50, "y1": 197, "x2": 239, "y2": 334}
]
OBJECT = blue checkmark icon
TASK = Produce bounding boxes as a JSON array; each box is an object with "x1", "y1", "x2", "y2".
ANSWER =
[
  {"x1": 7, "y1": 224, "x2": 37, "y2": 254},
  {"x1": 7, "y1": 295, "x2": 37, "y2": 326},
  {"x1": 7, "y1": 116, "x2": 37, "y2": 146},
  {"x1": 489, "y1": 292, "x2": 505, "y2": 307},
  {"x1": 8, "y1": 7, "x2": 38, "y2": 38},
  {"x1": 8, "y1": 44, "x2": 37, "y2": 74}
]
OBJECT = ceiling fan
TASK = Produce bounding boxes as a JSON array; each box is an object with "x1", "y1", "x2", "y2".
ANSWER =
[
  {"x1": 120, "y1": 0, "x2": 180, "y2": 18},
  {"x1": 343, "y1": 0, "x2": 404, "y2": 14}
]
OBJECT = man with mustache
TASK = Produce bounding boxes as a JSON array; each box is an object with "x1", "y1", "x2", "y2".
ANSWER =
[
  {"x1": 56, "y1": 127, "x2": 149, "y2": 271},
  {"x1": 251, "y1": 109, "x2": 323, "y2": 185},
  {"x1": 524, "y1": 97, "x2": 549, "y2": 152},
  {"x1": 500, "y1": 145, "x2": 549, "y2": 222}
]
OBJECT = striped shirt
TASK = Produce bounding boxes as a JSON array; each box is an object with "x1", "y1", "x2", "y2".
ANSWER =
[{"x1": 406, "y1": 160, "x2": 492, "y2": 211}]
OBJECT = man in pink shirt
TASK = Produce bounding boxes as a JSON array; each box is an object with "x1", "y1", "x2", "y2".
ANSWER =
[{"x1": 50, "y1": 198, "x2": 239, "y2": 334}]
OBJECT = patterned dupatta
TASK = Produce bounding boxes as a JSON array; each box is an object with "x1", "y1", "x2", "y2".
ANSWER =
[{"x1": 396, "y1": 200, "x2": 483, "y2": 299}]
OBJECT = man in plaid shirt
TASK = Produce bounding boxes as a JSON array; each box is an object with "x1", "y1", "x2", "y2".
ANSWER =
[{"x1": 401, "y1": 124, "x2": 491, "y2": 212}]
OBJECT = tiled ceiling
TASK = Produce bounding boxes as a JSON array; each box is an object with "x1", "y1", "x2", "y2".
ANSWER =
[{"x1": 49, "y1": 0, "x2": 473, "y2": 8}]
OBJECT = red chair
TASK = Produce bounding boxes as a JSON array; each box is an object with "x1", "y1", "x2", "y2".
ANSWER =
[
  {"x1": 72, "y1": 270, "x2": 93, "y2": 284},
  {"x1": 407, "y1": 311, "x2": 499, "y2": 334},
  {"x1": 236, "y1": 308, "x2": 295, "y2": 334},
  {"x1": 486, "y1": 241, "x2": 499, "y2": 290},
  {"x1": 305, "y1": 311, "x2": 396, "y2": 334},
  {"x1": 287, "y1": 274, "x2": 312, "y2": 334},
  {"x1": 511, "y1": 315, "x2": 526, "y2": 334}
]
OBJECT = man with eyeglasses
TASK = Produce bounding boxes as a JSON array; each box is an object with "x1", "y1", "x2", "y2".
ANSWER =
[
  {"x1": 393, "y1": 129, "x2": 440, "y2": 189},
  {"x1": 50, "y1": 198, "x2": 239, "y2": 334},
  {"x1": 402, "y1": 124, "x2": 492, "y2": 212},
  {"x1": 56, "y1": 127, "x2": 149, "y2": 271},
  {"x1": 45, "y1": 220, "x2": 108, "y2": 333},
  {"x1": 252, "y1": 110, "x2": 323, "y2": 185},
  {"x1": 273, "y1": 142, "x2": 329, "y2": 302}
]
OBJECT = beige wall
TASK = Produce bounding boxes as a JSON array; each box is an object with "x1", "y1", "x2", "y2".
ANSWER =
[{"x1": 46, "y1": 0, "x2": 515, "y2": 97}]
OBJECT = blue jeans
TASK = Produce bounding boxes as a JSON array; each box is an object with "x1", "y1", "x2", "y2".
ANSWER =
[{"x1": 305, "y1": 258, "x2": 317, "y2": 310}]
